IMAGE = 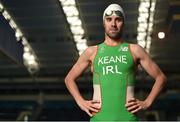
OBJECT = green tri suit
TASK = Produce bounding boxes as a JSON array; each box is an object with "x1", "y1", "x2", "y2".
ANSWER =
[{"x1": 90, "y1": 42, "x2": 138, "y2": 121}]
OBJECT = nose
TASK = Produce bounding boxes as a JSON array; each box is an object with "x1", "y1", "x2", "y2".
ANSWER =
[{"x1": 111, "y1": 19, "x2": 116, "y2": 27}]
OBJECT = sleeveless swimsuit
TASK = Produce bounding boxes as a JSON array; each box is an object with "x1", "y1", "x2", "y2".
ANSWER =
[{"x1": 90, "y1": 42, "x2": 138, "y2": 121}]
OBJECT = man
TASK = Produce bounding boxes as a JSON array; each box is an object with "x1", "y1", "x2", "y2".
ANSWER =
[{"x1": 65, "y1": 3, "x2": 166, "y2": 121}]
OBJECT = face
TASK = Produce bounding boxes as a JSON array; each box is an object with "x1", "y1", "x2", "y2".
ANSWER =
[{"x1": 104, "y1": 16, "x2": 124, "y2": 40}]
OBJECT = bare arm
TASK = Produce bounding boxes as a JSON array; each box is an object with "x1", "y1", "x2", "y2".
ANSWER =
[
  {"x1": 126, "y1": 44, "x2": 167, "y2": 113},
  {"x1": 138, "y1": 45, "x2": 166, "y2": 106},
  {"x1": 65, "y1": 48, "x2": 90, "y2": 102},
  {"x1": 65, "y1": 46, "x2": 100, "y2": 116}
]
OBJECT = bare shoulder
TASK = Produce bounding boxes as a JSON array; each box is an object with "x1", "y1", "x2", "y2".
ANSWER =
[
  {"x1": 80, "y1": 45, "x2": 98, "y2": 61},
  {"x1": 83, "y1": 45, "x2": 98, "y2": 58},
  {"x1": 129, "y1": 43, "x2": 148, "y2": 59},
  {"x1": 85, "y1": 45, "x2": 98, "y2": 55},
  {"x1": 129, "y1": 43, "x2": 144, "y2": 52}
]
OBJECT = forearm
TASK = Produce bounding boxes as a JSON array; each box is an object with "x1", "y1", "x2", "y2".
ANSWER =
[
  {"x1": 65, "y1": 77, "x2": 84, "y2": 103},
  {"x1": 145, "y1": 74, "x2": 167, "y2": 106}
]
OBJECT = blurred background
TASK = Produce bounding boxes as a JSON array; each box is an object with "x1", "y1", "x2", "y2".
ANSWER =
[{"x1": 0, "y1": 0, "x2": 180, "y2": 121}]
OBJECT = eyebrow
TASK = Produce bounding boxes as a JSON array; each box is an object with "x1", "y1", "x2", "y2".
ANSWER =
[{"x1": 105, "y1": 16, "x2": 122, "y2": 19}]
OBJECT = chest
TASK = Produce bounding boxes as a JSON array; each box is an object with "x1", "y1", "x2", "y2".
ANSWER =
[{"x1": 93, "y1": 45, "x2": 134, "y2": 75}]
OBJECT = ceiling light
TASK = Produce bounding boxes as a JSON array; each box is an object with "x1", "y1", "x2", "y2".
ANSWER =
[
  {"x1": 0, "y1": 3, "x2": 3, "y2": 11},
  {"x1": 9, "y1": 19, "x2": 17, "y2": 29},
  {"x1": 137, "y1": 0, "x2": 157, "y2": 53},
  {"x1": 0, "y1": 2, "x2": 39, "y2": 74},
  {"x1": 2, "y1": 10, "x2": 11, "y2": 20},
  {"x1": 158, "y1": 32, "x2": 165, "y2": 39},
  {"x1": 24, "y1": 46, "x2": 30, "y2": 52},
  {"x1": 59, "y1": 0, "x2": 88, "y2": 55},
  {"x1": 15, "y1": 29, "x2": 23, "y2": 39}
]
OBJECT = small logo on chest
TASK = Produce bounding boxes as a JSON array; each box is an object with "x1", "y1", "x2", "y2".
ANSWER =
[
  {"x1": 99, "y1": 47, "x2": 105, "y2": 53},
  {"x1": 118, "y1": 47, "x2": 128, "y2": 52}
]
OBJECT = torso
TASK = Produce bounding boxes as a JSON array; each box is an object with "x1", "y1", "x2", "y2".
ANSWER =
[{"x1": 89, "y1": 42, "x2": 138, "y2": 121}]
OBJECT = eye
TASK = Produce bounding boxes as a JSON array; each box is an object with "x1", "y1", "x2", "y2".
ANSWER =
[
  {"x1": 116, "y1": 17, "x2": 123, "y2": 22},
  {"x1": 105, "y1": 17, "x2": 112, "y2": 22}
]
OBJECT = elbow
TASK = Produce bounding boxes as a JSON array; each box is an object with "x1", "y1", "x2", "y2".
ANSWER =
[
  {"x1": 159, "y1": 73, "x2": 167, "y2": 85},
  {"x1": 64, "y1": 75, "x2": 74, "y2": 86},
  {"x1": 64, "y1": 75, "x2": 70, "y2": 85},
  {"x1": 156, "y1": 72, "x2": 167, "y2": 85}
]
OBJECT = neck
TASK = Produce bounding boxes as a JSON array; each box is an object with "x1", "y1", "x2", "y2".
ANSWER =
[{"x1": 104, "y1": 36, "x2": 123, "y2": 46}]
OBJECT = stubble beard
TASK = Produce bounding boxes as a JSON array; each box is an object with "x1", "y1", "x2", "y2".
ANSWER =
[
  {"x1": 104, "y1": 24, "x2": 124, "y2": 40},
  {"x1": 106, "y1": 29, "x2": 123, "y2": 40}
]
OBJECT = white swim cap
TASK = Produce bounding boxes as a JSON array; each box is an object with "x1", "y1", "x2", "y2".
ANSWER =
[{"x1": 103, "y1": 4, "x2": 125, "y2": 20}]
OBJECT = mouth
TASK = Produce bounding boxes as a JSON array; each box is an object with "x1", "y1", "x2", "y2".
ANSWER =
[
  {"x1": 110, "y1": 29, "x2": 118, "y2": 33},
  {"x1": 109, "y1": 28, "x2": 118, "y2": 31}
]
